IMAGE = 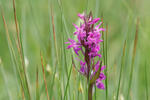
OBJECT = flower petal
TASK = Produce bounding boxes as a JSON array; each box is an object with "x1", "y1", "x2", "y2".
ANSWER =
[
  {"x1": 95, "y1": 22, "x2": 103, "y2": 29},
  {"x1": 97, "y1": 28, "x2": 105, "y2": 32},
  {"x1": 101, "y1": 66, "x2": 106, "y2": 71},
  {"x1": 73, "y1": 23, "x2": 79, "y2": 29},
  {"x1": 96, "y1": 80, "x2": 105, "y2": 89},
  {"x1": 79, "y1": 60, "x2": 87, "y2": 75},
  {"x1": 78, "y1": 13, "x2": 84, "y2": 20},
  {"x1": 89, "y1": 18, "x2": 100, "y2": 24},
  {"x1": 99, "y1": 73, "x2": 106, "y2": 80}
]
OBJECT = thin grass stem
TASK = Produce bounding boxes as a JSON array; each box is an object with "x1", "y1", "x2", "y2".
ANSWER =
[
  {"x1": 116, "y1": 40, "x2": 126, "y2": 100},
  {"x1": 64, "y1": 64, "x2": 72, "y2": 100},
  {"x1": 127, "y1": 18, "x2": 139, "y2": 99},
  {"x1": 40, "y1": 52, "x2": 50, "y2": 100},
  {"x1": 1, "y1": 7, "x2": 25, "y2": 99},
  {"x1": 36, "y1": 67, "x2": 39, "y2": 100},
  {"x1": 12, "y1": 0, "x2": 31, "y2": 99},
  {"x1": 145, "y1": 61, "x2": 149, "y2": 100},
  {"x1": 0, "y1": 63, "x2": 13, "y2": 100}
]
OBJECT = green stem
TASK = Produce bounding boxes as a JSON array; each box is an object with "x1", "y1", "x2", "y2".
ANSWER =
[{"x1": 88, "y1": 84, "x2": 93, "y2": 100}]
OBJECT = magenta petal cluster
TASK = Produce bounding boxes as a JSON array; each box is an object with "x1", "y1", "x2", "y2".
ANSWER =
[
  {"x1": 93, "y1": 61, "x2": 106, "y2": 89},
  {"x1": 66, "y1": 12, "x2": 106, "y2": 89}
]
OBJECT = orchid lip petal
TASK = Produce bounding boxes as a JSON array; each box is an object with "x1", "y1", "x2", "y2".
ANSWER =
[{"x1": 96, "y1": 80, "x2": 105, "y2": 89}]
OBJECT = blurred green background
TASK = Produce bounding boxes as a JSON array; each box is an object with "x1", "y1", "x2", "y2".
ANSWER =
[{"x1": 0, "y1": 0, "x2": 150, "y2": 100}]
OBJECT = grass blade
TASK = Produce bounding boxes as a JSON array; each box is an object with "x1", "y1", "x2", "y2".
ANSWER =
[
  {"x1": 0, "y1": 62, "x2": 12, "y2": 100},
  {"x1": 64, "y1": 63, "x2": 72, "y2": 100},
  {"x1": 116, "y1": 40, "x2": 126, "y2": 100},
  {"x1": 36, "y1": 67, "x2": 39, "y2": 100},
  {"x1": 12, "y1": 0, "x2": 31, "y2": 99},
  {"x1": 62, "y1": 36, "x2": 68, "y2": 77},
  {"x1": 145, "y1": 61, "x2": 149, "y2": 100},
  {"x1": 95, "y1": 0, "x2": 100, "y2": 17},
  {"x1": 103, "y1": 22, "x2": 108, "y2": 100},
  {"x1": 50, "y1": 5, "x2": 59, "y2": 63},
  {"x1": 127, "y1": 18, "x2": 139, "y2": 99},
  {"x1": 49, "y1": 62, "x2": 57, "y2": 100},
  {"x1": 0, "y1": 6, "x2": 26, "y2": 99},
  {"x1": 40, "y1": 52, "x2": 49, "y2": 100},
  {"x1": 56, "y1": 0, "x2": 70, "y2": 38}
]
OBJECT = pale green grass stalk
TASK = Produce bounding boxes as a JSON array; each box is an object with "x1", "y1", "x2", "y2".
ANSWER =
[
  {"x1": 95, "y1": 0, "x2": 99, "y2": 18},
  {"x1": 49, "y1": 63, "x2": 57, "y2": 100},
  {"x1": 94, "y1": 85, "x2": 96, "y2": 100},
  {"x1": 116, "y1": 40, "x2": 126, "y2": 100},
  {"x1": 56, "y1": 0, "x2": 70, "y2": 38},
  {"x1": 94, "y1": 1, "x2": 99, "y2": 99},
  {"x1": 40, "y1": 53, "x2": 49, "y2": 100},
  {"x1": 105, "y1": 23, "x2": 108, "y2": 100},
  {"x1": 101, "y1": 16, "x2": 108, "y2": 100},
  {"x1": 19, "y1": 20, "x2": 32, "y2": 99},
  {"x1": 48, "y1": 3, "x2": 60, "y2": 99},
  {"x1": 12, "y1": 0, "x2": 31, "y2": 99},
  {"x1": 50, "y1": 5, "x2": 59, "y2": 64},
  {"x1": 63, "y1": 38, "x2": 72, "y2": 100},
  {"x1": 101, "y1": 14, "x2": 108, "y2": 100},
  {"x1": 21, "y1": 85, "x2": 25, "y2": 100},
  {"x1": 64, "y1": 63, "x2": 72, "y2": 100},
  {"x1": 53, "y1": 5, "x2": 72, "y2": 100},
  {"x1": 56, "y1": 1, "x2": 75, "y2": 98},
  {"x1": 0, "y1": 63, "x2": 12, "y2": 100},
  {"x1": 127, "y1": 18, "x2": 139, "y2": 99},
  {"x1": 62, "y1": 36, "x2": 68, "y2": 77},
  {"x1": 1, "y1": 7, "x2": 25, "y2": 99},
  {"x1": 36, "y1": 67, "x2": 39, "y2": 100},
  {"x1": 144, "y1": 61, "x2": 149, "y2": 100}
]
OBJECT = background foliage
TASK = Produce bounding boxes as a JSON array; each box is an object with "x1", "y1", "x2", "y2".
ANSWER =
[{"x1": 0, "y1": 0, "x2": 150, "y2": 99}]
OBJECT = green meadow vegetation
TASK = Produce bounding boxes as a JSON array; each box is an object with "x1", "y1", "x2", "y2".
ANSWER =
[{"x1": 0, "y1": 0, "x2": 150, "y2": 100}]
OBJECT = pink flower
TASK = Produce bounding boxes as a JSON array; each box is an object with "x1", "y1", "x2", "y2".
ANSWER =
[{"x1": 66, "y1": 12, "x2": 106, "y2": 89}]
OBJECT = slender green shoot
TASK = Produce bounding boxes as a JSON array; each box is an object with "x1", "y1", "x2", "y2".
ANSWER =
[
  {"x1": 116, "y1": 40, "x2": 126, "y2": 100},
  {"x1": 127, "y1": 18, "x2": 139, "y2": 99},
  {"x1": 40, "y1": 52, "x2": 49, "y2": 100},
  {"x1": 64, "y1": 63, "x2": 72, "y2": 100},
  {"x1": 36, "y1": 67, "x2": 39, "y2": 100},
  {"x1": 1, "y1": 6, "x2": 25, "y2": 99},
  {"x1": 12, "y1": 0, "x2": 31, "y2": 99},
  {"x1": 105, "y1": 23, "x2": 108, "y2": 100},
  {"x1": 145, "y1": 61, "x2": 149, "y2": 100},
  {"x1": 0, "y1": 62, "x2": 12, "y2": 100}
]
